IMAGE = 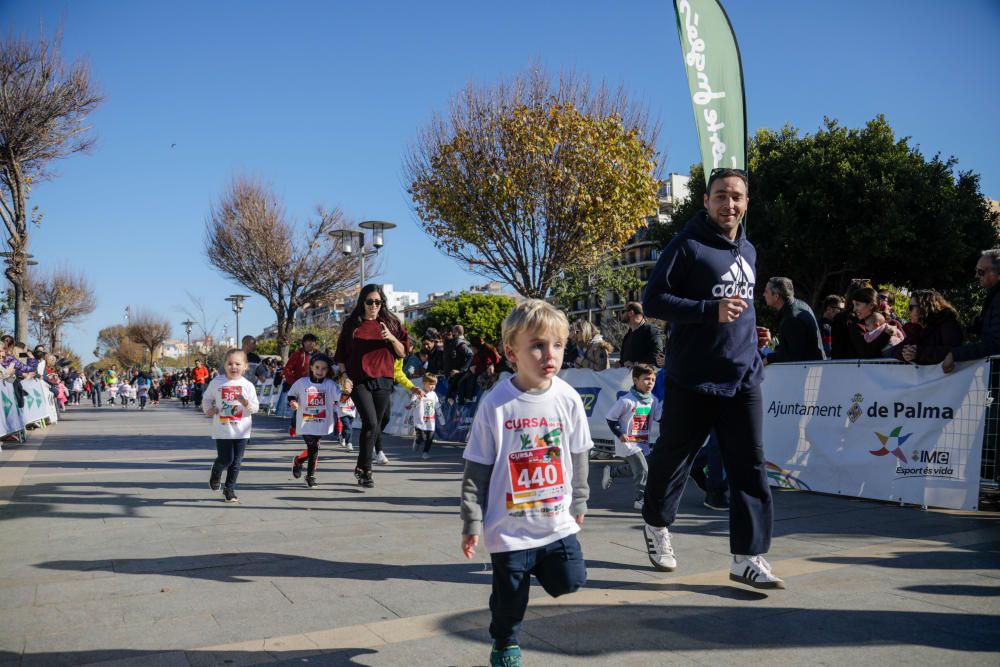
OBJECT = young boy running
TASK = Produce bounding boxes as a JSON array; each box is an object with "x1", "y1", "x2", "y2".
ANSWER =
[
  {"x1": 460, "y1": 299, "x2": 591, "y2": 667},
  {"x1": 602, "y1": 363, "x2": 662, "y2": 511},
  {"x1": 287, "y1": 354, "x2": 351, "y2": 488},
  {"x1": 204, "y1": 349, "x2": 260, "y2": 503},
  {"x1": 408, "y1": 373, "x2": 445, "y2": 460}
]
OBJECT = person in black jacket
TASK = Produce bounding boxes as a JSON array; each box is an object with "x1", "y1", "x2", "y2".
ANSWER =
[
  {"x1": 761, "y1": 277, "x2": 825, "y2": 363},
  {"x1": 944, "y1": 249, "x2": 1000, "y2": 372},
  {"x1": 619, "y1": 302, "x2": 663, "y2": 367},
  {"x1": 639, "y1": 168, "x2": 782, "y2": 590},
  {"x1": 892, "y1": 290, "x2": 963, "y2": 365}
]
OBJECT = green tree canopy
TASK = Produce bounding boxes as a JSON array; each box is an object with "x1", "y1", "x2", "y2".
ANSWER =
[
  {"x1": 409, "y1": 293, "x2": 517, "y2": 347},
  {"x1": 549, "y1": 253, "x2": 643, "y2": 316},
  {"x1": 660, "y1": 115, "x2": 998, "y2": 308},
  {"x1": 406, "y1": 67, "x2": 660, "y2": 298}
]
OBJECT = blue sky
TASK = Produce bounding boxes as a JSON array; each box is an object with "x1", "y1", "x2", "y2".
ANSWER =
[{"x1": 3, "y1": 0, "x2": 999, "y2": 362}]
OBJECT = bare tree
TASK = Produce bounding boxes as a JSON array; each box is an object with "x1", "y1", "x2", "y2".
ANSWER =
[
  {"x1": 127, "y1": 310, "x2": 171, "y2": 369},
  {"x1": 30, "y1": 268, "x2": 96, "y2": 352},
  {"x1": 0, "y1": 31, "x2": 103, "y2": 341},
  {"x1": 205, "y1": 177, "x2": 360, "y2": 359},
  {"x1": 177, "y1": 290, "x2": 221, "y2": 342},
  {"x1": 95, "y1": 324, "x2": 144, "y2": 369}
]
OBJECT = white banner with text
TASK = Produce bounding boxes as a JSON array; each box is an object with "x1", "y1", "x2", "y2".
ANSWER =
[{"x1": 760, "y1": 360, "x2": 987, "y2": 510}]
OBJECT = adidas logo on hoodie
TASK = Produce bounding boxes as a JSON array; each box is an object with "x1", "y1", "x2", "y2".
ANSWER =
[{"x1": 712, "y1": 257, "x2": 755, "y2": 298}]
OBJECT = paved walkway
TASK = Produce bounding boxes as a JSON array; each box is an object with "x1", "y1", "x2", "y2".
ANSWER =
[{"x1": 0, "y1": 400, "x2": 997, "y2": 666}]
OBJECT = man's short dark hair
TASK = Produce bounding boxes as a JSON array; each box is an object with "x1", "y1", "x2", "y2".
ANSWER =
[
  {"x1": 707, "y1": 168, "x2": 749, "y2": 194},
  {"x1": 424, "y1": 327, "x2": 439, "y2": 339},
  {"x1": 766, "y1": 277, "x2": 794, "y2": 302},
  {"x1": 301, "y1": 333, "x2": 318, "y2": 343},
  {"x1": 631, "y1": 363, "x2": 657, "y2": 379},
  {"x1": 822, "y1": 295, "x2": 845, "y2": 311},
  {"x1": 624, "y1": 302, "x2": 643, "y2": 316}
]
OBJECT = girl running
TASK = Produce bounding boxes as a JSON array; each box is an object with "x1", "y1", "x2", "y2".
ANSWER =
[
  {"x1": 204, "y1": 349, "x2": 260, "y2": 503},
  {"x1": 286, "y1": 354, "x2": 351, "y2": 488}
]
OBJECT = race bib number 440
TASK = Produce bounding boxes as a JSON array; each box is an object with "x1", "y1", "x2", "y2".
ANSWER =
[{"x1": 508, "y1": 446, "x2": 566, "y2": 504}]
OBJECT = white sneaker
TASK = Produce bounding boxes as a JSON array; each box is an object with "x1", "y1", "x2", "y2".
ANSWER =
[
  {"x1": 345, "y1": 443, "x2": 353, "y2": 452},
  {"x1": 730, "y1": 555, "x2": 785, "y2": 590},
  {"x1": 421, "y1": 452, "x2": 430, "y2": 460},
  {"x1": 601, "y1": 466, "x2": 613, "y2": 490},
  {"x1": 633, "y1": 499, "x2": 644, "y2": 511},
  {"x1": 643, "y1": 524, "x2": 676, "y2": 571},
  {"x1": 412, "y1": 440, "x2": 419, "y2": 452},
  {"x1": 375, "y1": 451, "x2": 389, "y2": 465}
]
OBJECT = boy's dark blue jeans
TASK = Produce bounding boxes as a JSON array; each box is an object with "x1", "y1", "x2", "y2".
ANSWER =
[
  {"x1": 489, "y1": 533, "x2": 587, "y2": 647},
  {"x1": 212, "y1": 438, "x2": 249, "y2": 490}
]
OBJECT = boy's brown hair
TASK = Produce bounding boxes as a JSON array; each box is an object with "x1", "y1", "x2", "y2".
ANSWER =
[{"x1": 631, "y1": 363, "x2": 657, "y2": 380}]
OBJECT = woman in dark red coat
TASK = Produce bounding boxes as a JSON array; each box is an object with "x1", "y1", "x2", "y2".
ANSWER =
[
  {"x1": 333, "y1": 284, "x2": 409, "y2": 488},
  {"x1": 892, "y1": 290, "x2": 963, "y2": 365}
]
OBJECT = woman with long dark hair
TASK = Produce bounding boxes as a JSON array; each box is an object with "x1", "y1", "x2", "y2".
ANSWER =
[
  {"x1": 333, "y1": 284, "x2": 410, "y2": 488},
  {"x1": 891, "y1": 290, "x2": 963, "y2": 364}
]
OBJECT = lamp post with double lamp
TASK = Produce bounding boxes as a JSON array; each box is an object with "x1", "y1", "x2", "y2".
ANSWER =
[
  {"x1": 181, "y1": 320, "x2": 194, "y2": 369},
  {"x1": 329, "y1": 220, "x2": 396, "y2": 288},
  {"x1": 224, "y1": 294, "x2": 249, "y2": 346}
]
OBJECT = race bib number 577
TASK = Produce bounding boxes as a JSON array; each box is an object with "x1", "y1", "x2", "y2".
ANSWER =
[{"x1": 508, "y1": 446, "x2": 565, "y2": 504}]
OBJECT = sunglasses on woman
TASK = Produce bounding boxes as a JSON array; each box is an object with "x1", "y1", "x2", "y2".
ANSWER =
[{"x1": 365, "y1": 299, "x2": 382, "y2": 306}]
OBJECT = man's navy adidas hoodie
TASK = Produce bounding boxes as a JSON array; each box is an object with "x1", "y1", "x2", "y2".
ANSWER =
[{"x1": 642, "y1": 210, "x2": 764, "y2": 397}]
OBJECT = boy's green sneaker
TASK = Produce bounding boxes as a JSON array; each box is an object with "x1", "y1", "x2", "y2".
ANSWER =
[{"x1": 490, "y1": 643, "x2": 522, "y2": 667}]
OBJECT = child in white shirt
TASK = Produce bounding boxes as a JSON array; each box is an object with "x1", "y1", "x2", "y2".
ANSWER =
[
  {"x1": 408, "y1": 373, "x2": 445, "y2": 459},
  {"x1": 286, "y1": 354, "x2": 351, "y2": 487},
  {"x1": 460, "y1": 300, "x2": 590, "y2": 667},
  {"x1": 336, "y1": 371, "x2": 356, "y2": 451},
  {"x1": 602, "y1": 364, "x2": 663, "y2": 510},
  {"x1": 203, "y1": 350, "x2": 260, "y2": 503}
]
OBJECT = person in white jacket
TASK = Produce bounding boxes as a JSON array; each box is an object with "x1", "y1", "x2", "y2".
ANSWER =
[
  {"x1": 204, "y1": 350, "x2": 260, "y2": 503},
  {"x1": 602, "y1": 364, "x2": 662, "y2": 511}
]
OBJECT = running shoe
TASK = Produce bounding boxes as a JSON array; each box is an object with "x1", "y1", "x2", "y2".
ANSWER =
[
  {"x1": 601, "y1": 465, "x2": 613, "y2": 490},
  {"x1": 489, "y1": 643, "x2": 522, "y2": 667},
  {"x1": 305, "y1": 476, "x2": 317, "y2": 488},
  {"x1": 643, "y1": 524, "x2": 677, "y2": 571},
  {"x1": 421, "y1": 452, "x2": 430, "y2": 460},
  {"x1": 704, "y1": 490, "x2": 729, "y2": 511},
  {"x1": 375, "y1": 451, "x2": 389, "y2": 465},
  {"x1": 209, "y1": 470, "x2": 222, "y2": 491},
  {"x1": 223, "y1": 488, "x2": 239, "y2": 503},
  {"x1": 633, "y1": 498, "x2": 644, "y2": 511},
  {"x1": 361, "y1": 470, "x2": 374, "y2": 488},
  {"x1": 344, "y1": 442, "x2": 353, "y2": 452},
  {"x1": 288, "y1": 425, "x2": 296, "y2": 438},
  {"x1": 730, "y1": 555, "x2": 785, "y2": 589},
  {"x1": 291, "y1": 460, "x2": 303, "y2": 479}
]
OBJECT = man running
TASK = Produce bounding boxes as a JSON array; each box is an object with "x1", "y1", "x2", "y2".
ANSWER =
[{"x1": 639, "y1": 168, "x2": 783, "y2": 590}]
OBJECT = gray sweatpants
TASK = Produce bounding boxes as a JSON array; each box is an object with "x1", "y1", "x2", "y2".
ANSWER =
[{"x1": 610, "y1": 452, "x2": 648, "y2": 502}]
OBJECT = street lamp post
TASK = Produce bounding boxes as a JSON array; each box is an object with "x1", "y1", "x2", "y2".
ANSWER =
[
  {"x1": 329, "y1": 220, "x2": 396, "y2": 290},
  {"x1": 181, "y1": 320, "x2": 194, "y2": 369},
  {"x1": 225, "y1": 294, "x2": 249, "y2": 346}
]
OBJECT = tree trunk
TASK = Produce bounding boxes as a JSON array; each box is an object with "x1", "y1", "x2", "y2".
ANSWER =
[
  {"x1": 49, "y1": 327, "x2": 58, "y2": 354},
  {"x1": 276, "y1": 313, "x2": 289, "y2": 361},
  {"x1": 12, "y1": 277, "x2": 28, "y2": 344}
]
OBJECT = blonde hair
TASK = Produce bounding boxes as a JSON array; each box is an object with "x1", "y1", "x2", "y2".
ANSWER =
[
  {"x1": 573, "y1": 319, "x2": 599, "y2": 342},
  {"x1": 224, "y1": 348, "x2": 248, "y2": 363},
  {"x1": 502, "y1": 299, "x2": 570, "y2": 348}
]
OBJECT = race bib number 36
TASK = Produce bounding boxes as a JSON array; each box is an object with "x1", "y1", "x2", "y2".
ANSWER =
[{"x1": 508, "y1": 446, "x2": 565, "y2": 504}]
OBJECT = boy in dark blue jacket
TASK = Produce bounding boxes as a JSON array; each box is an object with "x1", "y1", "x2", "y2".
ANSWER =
[{"x1": 639, "y1": 168, "x2": 783, "y2": 590}]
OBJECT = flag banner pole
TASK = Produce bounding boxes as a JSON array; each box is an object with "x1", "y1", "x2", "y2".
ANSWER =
[{"x1": 673, "y1": 0, "x2": 748, "y2": 183}]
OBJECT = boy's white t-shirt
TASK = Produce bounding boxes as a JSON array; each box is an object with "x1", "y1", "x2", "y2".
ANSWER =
[
  {"x1": 287, "y1": 376, "x2": 340, "y2": 436},
  {"x1": 463, "y1": 375, "x2": 593, "y2": 554},
  {"x1": 203, "y1": 375, "x2": 260, "y2": 439},
  {"x1": 339, "y1": 395, "x2": 356, "y2": 418},
  {"x1": 606, "y1": 391, "x2": 663, "y2": 457},
  {"x1": 409, "y1": 391, "x2": 442, "y2": 432}
]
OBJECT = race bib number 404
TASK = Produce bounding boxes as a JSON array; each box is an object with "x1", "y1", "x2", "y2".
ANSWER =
[{"x1": 508, "y1": 446, "x2": 566, "y2": 504}]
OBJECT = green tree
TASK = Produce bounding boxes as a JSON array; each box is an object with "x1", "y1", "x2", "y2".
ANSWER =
[
  {"x1": 409, "y1": 294, "x2": 517, "y2": 347},
  {"x1": 407, "y1": 67, "x2": 660, "y2": 298},
  {"x1": 661, "y1": 116, "x2": 998, "y2": 310},
  {"x1": 549, "y1": 254, "x2": 644, "y2": 318}
]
